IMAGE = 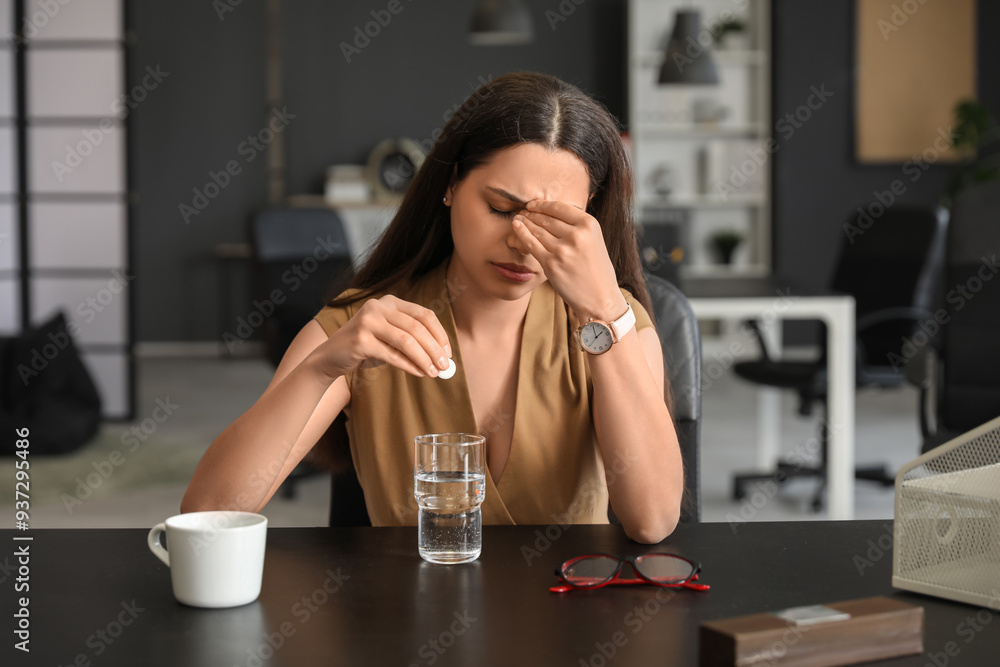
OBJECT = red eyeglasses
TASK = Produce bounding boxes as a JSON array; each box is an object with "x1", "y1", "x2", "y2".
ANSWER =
[{"x1": 549, "y1": 553, "x2": 710, "y2": 593}]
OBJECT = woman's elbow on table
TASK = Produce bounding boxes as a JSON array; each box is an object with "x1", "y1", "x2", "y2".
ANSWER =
[{"x1": 623, "y1": 508, "x2": 680, "y2": 545}]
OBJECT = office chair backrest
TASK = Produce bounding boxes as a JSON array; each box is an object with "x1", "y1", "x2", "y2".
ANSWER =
[
  {"x1": 830, "y1": 206, "x2": 947, "y2": 370},
  {"x1": 251, "y1": 207, "x2": 354, "y2": 366},
  {"x1": 643, "y1": 272, "x2": 702, "y2": 522},
  {"x1": 938, "y1": 181, "x2": 1000, "y2": 432}
]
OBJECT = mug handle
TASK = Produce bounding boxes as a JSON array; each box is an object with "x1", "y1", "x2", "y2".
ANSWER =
[{"x1": 148, "y1": 523, "x2": 170, "y2": 567}]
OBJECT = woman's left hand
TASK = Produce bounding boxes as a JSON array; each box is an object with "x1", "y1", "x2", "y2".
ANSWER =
[{"x1": 511, "y1": 199, "x2": 627, "y2": 322}]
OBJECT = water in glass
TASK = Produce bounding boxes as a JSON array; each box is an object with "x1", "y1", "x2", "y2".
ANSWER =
[{"x1": 414, "y1": 470, "x2": 485, "y2": 564}]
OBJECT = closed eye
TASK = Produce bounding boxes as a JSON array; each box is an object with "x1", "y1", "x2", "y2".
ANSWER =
[{"x1": 488, "y1": 204, "x2": 517, "y2": 218}]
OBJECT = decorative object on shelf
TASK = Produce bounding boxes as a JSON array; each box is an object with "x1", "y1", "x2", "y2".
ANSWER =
[
  {"x1": 366, "y1": 138, "x2": 425, "y2": 204},
  {"x1": 637, "y1": 211, "x2": 689, "y2": 288},
  {"x1": 631, "y1": 0, "x2": 770, "y2": 277},
  {"x1": 649, "y1": 164, "x2": 676, "y2": 197},
  {"x1": 944, "y1": 99, "x2": 1000, "y2": 206},
  {"x1": 658, "y1": 9, "x2": 719, "y2": 85},
  {"x1": 709, "y1": 230, "x2": 744, "y2": 265},
  {"x1": 325, "y1": 165, "x2": 371, "y2": 205},
  {"x1": 696, "y1": 142, "x2": 728, "y2": 195},
  {"x1": 469, "y1": 0, "x2": 534, "y2": 45},
  {"x1": 692, "y1": 98, "x2": 730, "y2": 125},
  {"x1": 710, "y1": 16, "x2": 748, "y2": 50}
]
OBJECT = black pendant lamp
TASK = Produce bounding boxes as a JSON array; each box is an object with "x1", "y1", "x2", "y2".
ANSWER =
[
  {"x1": 658, "y1": 9, "x2": 718, "y2": 85},
  {"x1": 469, "y1": 0, "x2": 534, "y2": 45}
]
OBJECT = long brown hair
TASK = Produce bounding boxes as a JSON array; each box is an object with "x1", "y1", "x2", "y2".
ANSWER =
[
  {"x1": 310, "y1": 71, "x2": 673, "y2": 477},
  {"x1": 327, "y1": 70, "x2": 651, "y2": 314}
]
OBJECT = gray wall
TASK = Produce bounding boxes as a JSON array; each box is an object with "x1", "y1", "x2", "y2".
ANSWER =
[
  {"x1": 130, "y1": 0, "x2": 998, "y2": 343},
  {"x1": 130, "y1": 0, "x2": 624, "y2": 343},
  {"x1": 772, "y1": 0, "x2": 1000, "y2": 342}
]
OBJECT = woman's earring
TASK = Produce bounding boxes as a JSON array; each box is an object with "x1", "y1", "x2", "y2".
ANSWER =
[{"x1": 442, "y1": 197, "x2": 448, "y2": 204}]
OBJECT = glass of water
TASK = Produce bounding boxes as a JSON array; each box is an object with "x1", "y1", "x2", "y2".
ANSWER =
[{"x1": 414, "y1": 433, "x2": 486, "y2": 564}]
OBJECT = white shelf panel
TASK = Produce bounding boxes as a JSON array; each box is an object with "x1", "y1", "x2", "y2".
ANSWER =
[
  {"x1": 633, "y1": 123, "x2": 768, "y2": 139},
  {"x1": 0, "y1": 202, "x2": 15, "y2": 270},
  {"x1": 681, "y1": 263, "x2": 770, "y2": 279},
  {"x1": 640, "y1": 194, "x2": 765, "y2": 208},
  {"x1": 23, "y1": 0, "x2": 122, "y2": 41},
  {"x1": 629, "y1": 0, "x2": 771, "y2": 274},
  {"x1": 634, "y1": 49, "x2": 768, "y2": 68}
]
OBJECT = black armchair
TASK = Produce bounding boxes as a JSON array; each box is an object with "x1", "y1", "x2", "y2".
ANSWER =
[
  {"x1": 911, "y1": 182, "x2": 1000, "y2": 452},
  {"x1": 640, "y1": 272, "x2": 702, "y2": 522},
  {"x1": 731, "y1": 205, "x2": 948, "y2": 510}
]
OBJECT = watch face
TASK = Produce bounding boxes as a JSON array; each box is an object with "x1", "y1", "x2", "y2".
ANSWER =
[{"x1": 580, "y1": 321, "x2": 613, "y2": 354}]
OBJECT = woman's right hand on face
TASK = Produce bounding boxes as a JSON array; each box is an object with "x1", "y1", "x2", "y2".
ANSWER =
[{"x1": 308, "y1": 295, "x2": 452, "y2": 380}]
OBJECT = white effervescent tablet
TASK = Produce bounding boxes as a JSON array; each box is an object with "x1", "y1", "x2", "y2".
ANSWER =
[{"x1": 438, "y1": 358, "x2": 456, "y2": 380}]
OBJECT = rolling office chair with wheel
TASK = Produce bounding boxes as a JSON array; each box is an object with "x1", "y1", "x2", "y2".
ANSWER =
[
  {"x1": 731, "y1": 205, "x2": 948, "y2": 510},
  {"x1": 328, "y1": 272, "x2": 704, "y2": 526},
  {"x1": 909, "y1": 182, "x2": 1000, "y2": 453},
  {"x1": 251, "y1": 207, "x2": 354, "y2": 498}
]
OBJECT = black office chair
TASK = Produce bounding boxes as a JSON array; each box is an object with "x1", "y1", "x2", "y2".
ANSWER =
[
  {"x1": 731, "y1": 206, "x2": 948, "y2": 510},
  {"x1": 328, "y1": 272, "x2": 704, "y2": 527},
  {"x1": 250, "y1": 207, "x2": 355, "y2": 497},
  {"x1": 637, "y1": 272, "x2": 702, "y2": 522},
  {"x1": 910, "y1": 182, "x2": 1000, "y2": 452}
]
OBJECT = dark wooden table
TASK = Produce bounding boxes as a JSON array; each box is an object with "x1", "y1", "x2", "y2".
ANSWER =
[{"x1": 2, "y1": 521, "x2": 996, "y2": 666}]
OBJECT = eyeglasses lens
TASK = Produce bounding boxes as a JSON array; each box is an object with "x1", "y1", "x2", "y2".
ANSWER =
[
  {"x1": 562, "y1": 555, "x2": 620, "y2": 586},
  {"x1": 634, "y1": 555, "x2": 695, "y2": 583}
]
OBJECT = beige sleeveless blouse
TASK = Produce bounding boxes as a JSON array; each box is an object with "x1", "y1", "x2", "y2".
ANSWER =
[{"x1": 313, "y1": 260, "x2": 654, "y2": 527}]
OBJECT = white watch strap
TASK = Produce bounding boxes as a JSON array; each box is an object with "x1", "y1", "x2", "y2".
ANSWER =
[{"x1": 610, "y1": 304, "x2": 636, "y2": 343}]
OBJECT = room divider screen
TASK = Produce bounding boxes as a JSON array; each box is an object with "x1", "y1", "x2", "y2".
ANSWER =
[{"x1": 2, "y1": 0, "x2": 133, "y2": 420}]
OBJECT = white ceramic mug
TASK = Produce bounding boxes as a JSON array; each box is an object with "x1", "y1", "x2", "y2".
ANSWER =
[{"x1": 147, "y1": 511, "x2": 267, "y2": 608}]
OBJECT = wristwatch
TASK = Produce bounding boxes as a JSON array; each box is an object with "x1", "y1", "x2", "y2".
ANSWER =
[{"x1": 574, "y1": 304, "x2": 636, "y2": 355}]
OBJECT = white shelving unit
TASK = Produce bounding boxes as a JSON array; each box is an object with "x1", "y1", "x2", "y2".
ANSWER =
[{"x1": 627, "y1": 0, "x2": 771, "y2": 278}]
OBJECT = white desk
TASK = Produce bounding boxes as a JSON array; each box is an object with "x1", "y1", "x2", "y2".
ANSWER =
[{"x1": 685, "y1": 278, "x2": 857, "y2": 520}]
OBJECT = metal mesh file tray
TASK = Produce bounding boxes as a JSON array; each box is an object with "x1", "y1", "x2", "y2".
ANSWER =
[{"x1": 893, "y1": 415, "x2": 1000, "y2": 607}]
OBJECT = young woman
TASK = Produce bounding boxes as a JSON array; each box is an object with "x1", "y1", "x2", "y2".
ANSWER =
[{"x1": 182, "y1": 71, "x2": 683, "y2": 543}]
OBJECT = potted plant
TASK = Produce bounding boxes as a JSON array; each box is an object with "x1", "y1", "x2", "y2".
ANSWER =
[
  {"x1": 944, "y1": 99, "x2": 1000, "y2": 206},
  {"x1": 711, "y1": 17, "x2": 748, "y2": 50},
  {"x1": 709, "y1": 230, "x2": 744, "y2": 265}
]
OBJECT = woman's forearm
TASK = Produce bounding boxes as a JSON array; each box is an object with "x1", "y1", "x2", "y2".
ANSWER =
[
  {"x1": 589, "y1": 332, "x2": 683, "y2": 544},
  {"x1": 180, "y1": 358, "x2": 342, "y2": 514}
]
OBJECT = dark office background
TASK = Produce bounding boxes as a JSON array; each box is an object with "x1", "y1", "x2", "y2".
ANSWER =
[{"x1": 129, "y1": 0, "x2": 1000, "y2": 344}]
